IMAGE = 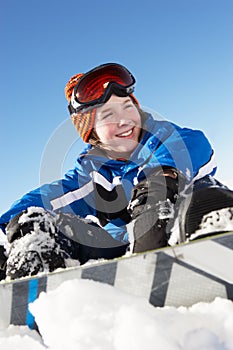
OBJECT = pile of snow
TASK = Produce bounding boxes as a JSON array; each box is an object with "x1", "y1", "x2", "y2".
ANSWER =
[{"x1": 1, "y1": 279, "x2": 233, "y2": 350}]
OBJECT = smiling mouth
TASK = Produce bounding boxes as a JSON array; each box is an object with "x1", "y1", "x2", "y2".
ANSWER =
[{"x1": 117, "y1": 128, "x2": 134, "y2": 137}]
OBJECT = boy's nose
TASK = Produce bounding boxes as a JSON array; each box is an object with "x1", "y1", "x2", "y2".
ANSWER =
[{"x1": 118, "y1": 119, "x2": 128, "y2": 126}]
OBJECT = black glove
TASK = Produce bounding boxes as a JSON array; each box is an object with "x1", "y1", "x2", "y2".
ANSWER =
[
  {"x1": 128, "y1": 167, "x2": 184, "y2": 219},
  {"x1": 128, "y1": 167, "x2": 185, "y2": 253}
]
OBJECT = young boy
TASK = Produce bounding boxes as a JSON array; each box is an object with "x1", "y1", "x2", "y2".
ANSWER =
[{"x1": 1, "y1": 63, "x2": 233, "y2": 279}]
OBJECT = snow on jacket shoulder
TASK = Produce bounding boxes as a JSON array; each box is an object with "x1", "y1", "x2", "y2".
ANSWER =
[{"x1": 0, "y1": 113, "x2": 216, "y2": 239}]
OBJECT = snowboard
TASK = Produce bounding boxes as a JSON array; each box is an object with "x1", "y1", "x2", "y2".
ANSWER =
[{"x1": 0, "y1": 230, "x2": 233, "y2": 330}]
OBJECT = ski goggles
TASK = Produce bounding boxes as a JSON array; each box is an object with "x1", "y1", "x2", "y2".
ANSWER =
[{"x1": 69, "y1": 63, "x2": 136, "y2": 114}]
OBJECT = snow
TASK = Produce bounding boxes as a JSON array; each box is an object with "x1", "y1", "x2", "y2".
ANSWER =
[{"x1": 0, "y1": 279, "x2": 233, "y2": 349}]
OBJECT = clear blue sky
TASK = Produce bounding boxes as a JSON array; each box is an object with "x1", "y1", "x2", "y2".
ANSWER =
[{"x1": 0, "y1": 0, "x2": 232, "y2": 214}]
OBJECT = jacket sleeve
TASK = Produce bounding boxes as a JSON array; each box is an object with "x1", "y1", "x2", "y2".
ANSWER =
[
  {"x1": 163, "y1": 125, "x2": 216, "y2": 181},
  {"x1": 145, "y1": 121, "x2": 217, "y2": 182},
  {"x1": 0, "y1": 166, "x2": 93, "y2": 233}
]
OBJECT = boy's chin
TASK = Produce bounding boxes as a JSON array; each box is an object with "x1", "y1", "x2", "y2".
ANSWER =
[
  {"x1": 113, "y1": 139, "x2": 139, "y2": 151},
  {"x1": 107, "y1": 146, "x2": 138, "y2": 159}
]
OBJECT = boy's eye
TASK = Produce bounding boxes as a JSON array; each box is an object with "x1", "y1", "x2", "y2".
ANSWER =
[
  {"x1": 124, "y1": 103, "x2": 133, "y2": 109},
  {"x1": 102, "y1": 113, "x2": 113, "y2": 120}
]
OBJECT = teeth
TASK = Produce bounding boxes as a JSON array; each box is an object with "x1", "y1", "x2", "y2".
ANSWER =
[{"x1": 119, "y1": 129, "x2": 133, "y2": 137}]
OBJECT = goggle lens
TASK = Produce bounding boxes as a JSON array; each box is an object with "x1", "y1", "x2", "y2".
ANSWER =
[{"x1": 73, "y1": 63, "x2": 135, "y2": 106}]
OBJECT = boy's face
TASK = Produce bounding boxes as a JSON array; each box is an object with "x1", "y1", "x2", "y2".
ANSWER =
[{"x1": 95, "y1": 95, "x2": 141, "y2": 159}]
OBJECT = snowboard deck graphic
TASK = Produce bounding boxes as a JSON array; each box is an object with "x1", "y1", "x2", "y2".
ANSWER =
[{"x1": 0, "y1": 231, "x2": 233, "y2": 329}]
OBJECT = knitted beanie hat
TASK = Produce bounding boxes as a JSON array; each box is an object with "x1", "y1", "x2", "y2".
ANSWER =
[{"x1": 65, "y1": 73, "x2": 139, "y2": 143}]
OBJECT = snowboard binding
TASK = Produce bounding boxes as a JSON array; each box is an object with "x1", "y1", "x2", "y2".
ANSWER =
[{"x1": 178, "y1": 177, "x2": 233, "y2": 242}]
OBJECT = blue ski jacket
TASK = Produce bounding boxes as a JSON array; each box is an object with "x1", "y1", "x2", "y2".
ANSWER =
[{"x1": 0, "y1": 113, "x2": 216, "y2": 241}]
